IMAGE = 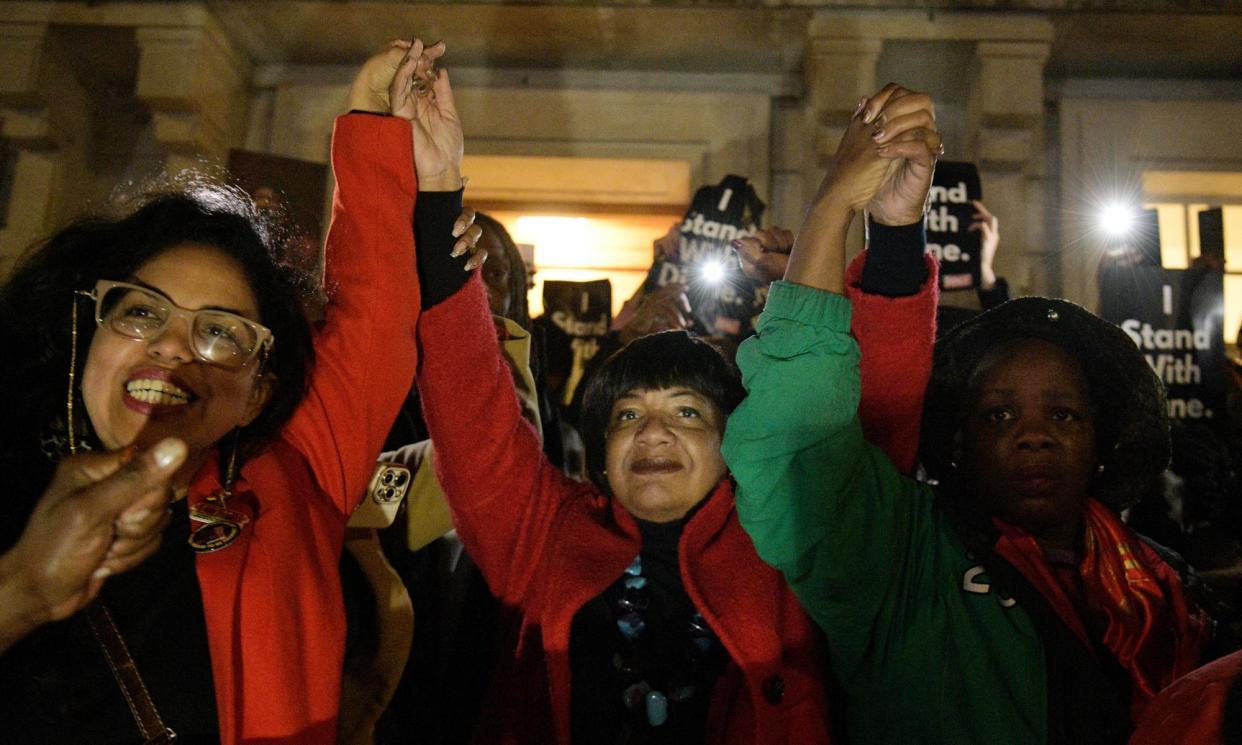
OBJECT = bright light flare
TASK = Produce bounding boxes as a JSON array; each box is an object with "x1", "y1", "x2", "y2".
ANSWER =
[
  {"x1": 1098, "y1": 202, "x2": 1137, "y2": 238},
  {"x1": 699, "y1": 258, "x2": 727, "y2": 285}
]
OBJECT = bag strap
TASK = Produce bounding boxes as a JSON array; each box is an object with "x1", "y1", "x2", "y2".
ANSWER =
[{"x1": 84, "y1": 600, "x2": 178, "y2": 745}]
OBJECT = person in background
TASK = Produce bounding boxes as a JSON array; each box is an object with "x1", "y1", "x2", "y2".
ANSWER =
[
  {"x1": 0, "y1": 37, "x2": 462, "y2": 744},
  {"x1": 409, "y1": 82, "x2": 941, "y2": 743},
  {"x1": 723, "y1": 83, "x2": 1209, "y2": 745},
  {"x1": 937, "y1": 199, "x2": 1011, "y2": 337}
]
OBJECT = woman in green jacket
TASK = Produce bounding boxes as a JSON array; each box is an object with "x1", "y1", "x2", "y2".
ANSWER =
[{"x1": 722, "y1": 86, "x2": 1208, "y2": 745}]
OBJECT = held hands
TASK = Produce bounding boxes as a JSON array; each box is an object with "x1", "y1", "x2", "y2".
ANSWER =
[
  {"x1": 0, "y1": 439, "x2": 186, "y2": 647},
  {"x1": 349, "y1": 39, "x2": 464, "y2": 191},
  {"x1": 787, "y1": 83, "x2": 939, "y2": 293},
  {"x1": 860, "y1": 84, "x2": 942, "y2": 226},
  {"x1": 815, "y1": 84, "x2": 941, "y2": 225}
]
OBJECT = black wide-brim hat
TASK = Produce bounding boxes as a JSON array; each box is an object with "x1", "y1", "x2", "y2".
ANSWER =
[{"x1": 920, "y1": 296, "x2": 1170, "y2": 511}]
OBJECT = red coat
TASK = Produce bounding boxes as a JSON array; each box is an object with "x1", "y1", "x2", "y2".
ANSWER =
[
  {"x1": 188, "y1": 114, "x2": 419, "y2": 745},
  {"x1": 1129, "y1": 649, "x2": 1242, "y2": 745},
  {"x1": 416, "y1": 256, "x2": 936, "y2": 744}
]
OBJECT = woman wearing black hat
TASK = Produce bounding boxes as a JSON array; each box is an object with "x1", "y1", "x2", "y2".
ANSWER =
[{"x1": 722, "y1": 90, "x2": 1210, "y2": 745}]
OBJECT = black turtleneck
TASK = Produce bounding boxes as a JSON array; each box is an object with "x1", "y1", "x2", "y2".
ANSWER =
[{"x1": 569, "y1": 515, "x2": 726, "y2": 745}]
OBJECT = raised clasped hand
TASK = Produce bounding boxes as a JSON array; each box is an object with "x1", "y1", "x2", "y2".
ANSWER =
[
  {"x1": 350, "y1": 39, "x2": 464, "y2": 191},
  {"x1": 860, "y1": 84, "x2": 942, "y2": 226},
  {"x1": 815, "y1": 83, "x2": 941, "y2": 227}
]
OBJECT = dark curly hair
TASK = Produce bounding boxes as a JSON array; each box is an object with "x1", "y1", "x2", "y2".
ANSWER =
[
  {"x1": 920, "y1": 296, "x2": 1170, "y2": 512},
  {"x1": 580, "y1": 330, "x2": 745, "y2": 495},
  {"x1": 0, "y1": 183, "x2": 316, "y2": 465}
]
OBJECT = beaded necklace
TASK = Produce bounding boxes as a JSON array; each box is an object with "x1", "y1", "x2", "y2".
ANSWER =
[{"x1": 608, "y1": 553, "x2": 725, "y2": 732}]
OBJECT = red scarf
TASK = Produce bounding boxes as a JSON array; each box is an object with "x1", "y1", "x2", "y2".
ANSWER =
[{"x1": 992, "y1": 499, "x2": 1209, "y2": 721}]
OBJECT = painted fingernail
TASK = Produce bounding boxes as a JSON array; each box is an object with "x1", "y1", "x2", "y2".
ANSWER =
[
  {"x1": 152, "y1": 438, "x2": 186, "y2": 470},
  {"x1": 730, "y1": 239, "x2": 743, "y2": 249},
  {"x1": 121, "y1": 508, "x2": 151, "y2": 526},
  {"x1": 118, "y1": 445, "x2": 138, "y2": 466},
  {"x1": 872, "y1": 129, "x2": 885, "y2": 141},
  {"x1": 862, "y1": 108, "x2": 877, "y2": 124},
  {"x1": 92, "y1": 567, "x2": 113, "y2": 582},
  {"x1": 450, "y1": 241, "x2": 466, "y2": 258},
  {"x1": 451, "y1": 223, "x2": 465, "y2": 238}
]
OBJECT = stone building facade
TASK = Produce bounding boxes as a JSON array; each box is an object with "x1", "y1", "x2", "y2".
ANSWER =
[{"x1": 2, "y1": 1, "x2": 1241, "y2": 320}]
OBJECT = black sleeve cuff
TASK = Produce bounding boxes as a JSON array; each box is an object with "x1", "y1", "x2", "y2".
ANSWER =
[
  {"x1": 859, "y1": 216, "x2": 928, "y2": 297},
  {"x1": 978, "y1": 277, "x2": 1010, "y2": 310},
  {"x1": 415, "y1": 189, "x2": 469, "y2": 309}
]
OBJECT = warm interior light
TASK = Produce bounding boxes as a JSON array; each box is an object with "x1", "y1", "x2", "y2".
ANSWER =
[
  {"x1": 498, "y1": 212, "x2": 682, "y2": 317},
  {"x1": 513, "y1": 216, "x2": 590, "y2": 267}
]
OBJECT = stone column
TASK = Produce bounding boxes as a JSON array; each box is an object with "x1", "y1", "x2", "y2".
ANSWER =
[
  {"x1": 0, "y1": 22, "x2": 91, "y2": 275},
  {"x1": 969, "y1": 40, "x2": 1052, "y2": 294},
  {"x1": 134, "y1": 17, "x2": 251, "y2": 176},
  {"x1": 801, "y1": 34, "x2": 885, "y2": 251}
]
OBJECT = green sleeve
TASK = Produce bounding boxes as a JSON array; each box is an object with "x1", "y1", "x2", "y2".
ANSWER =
[{"x1": 722, "y1": 280, "x2": 939, "y2": 680}]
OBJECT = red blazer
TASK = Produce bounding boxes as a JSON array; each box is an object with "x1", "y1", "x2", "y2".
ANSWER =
[
  {"x1": 188, "y1": 114, "x2": 419, "y2": 745},
  {"x1": 417, "y1": 256, "x2": 937, "y2": 744},
  {"x1": 1129, "y1": 650, "x2": 1242, "y2": 745}
]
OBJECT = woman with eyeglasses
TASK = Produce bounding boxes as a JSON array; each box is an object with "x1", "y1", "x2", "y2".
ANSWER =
[
  {"x1": 0, "y1": 39, "x2": 480, "y2": 745},
  {"x1": 410, "y1": 85, "x2": 940, "y2": 744}
]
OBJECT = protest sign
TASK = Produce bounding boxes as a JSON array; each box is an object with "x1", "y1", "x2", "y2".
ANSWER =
[
  {"x1": 1099, "y1": 266, "x2": 1227, "y2": 432},
  {"x1": 539, "y1": 279, "x2": 613, "y2": 407},
  {"x1": 927, "y1": 161, "x2": 982, "y2": 291},
  {"x1": 643, "y1": 174, "x2": 766, "y2": 338}
]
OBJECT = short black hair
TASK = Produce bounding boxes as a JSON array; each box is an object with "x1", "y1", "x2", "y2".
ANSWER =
[
  {"x1": 580, "y1": 330, "x2": 745, "y2": 494},
  {"x1": 0, "y1": 182, "x2": 316, "y2": 463}
]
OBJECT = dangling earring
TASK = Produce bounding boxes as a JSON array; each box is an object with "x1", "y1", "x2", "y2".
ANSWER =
[
  {"x1": 56, "y1": 289, "x2": 104, "y2": 458},
  {"x1": 65, "y1": 292, "x2": 91, "y2": 457},
  {"x1": 188, "y1": 430, "x2": 250, "y2": 553}
]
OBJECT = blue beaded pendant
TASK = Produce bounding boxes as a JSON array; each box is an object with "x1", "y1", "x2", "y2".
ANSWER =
[
  {"x1": 617, "y1": 612, "x2": 646, "y2": 639},
  {"x1": 645, "y1": 690, "x2": 669, "y2": 726}
]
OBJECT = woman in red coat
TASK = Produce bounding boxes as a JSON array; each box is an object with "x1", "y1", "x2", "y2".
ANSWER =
[
  {"x1": 0, "y1": 40, "x2": 473, "y2": 744},
  {"x1": 414, "y1": 85, "x2": 943, "y2": 744}
]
